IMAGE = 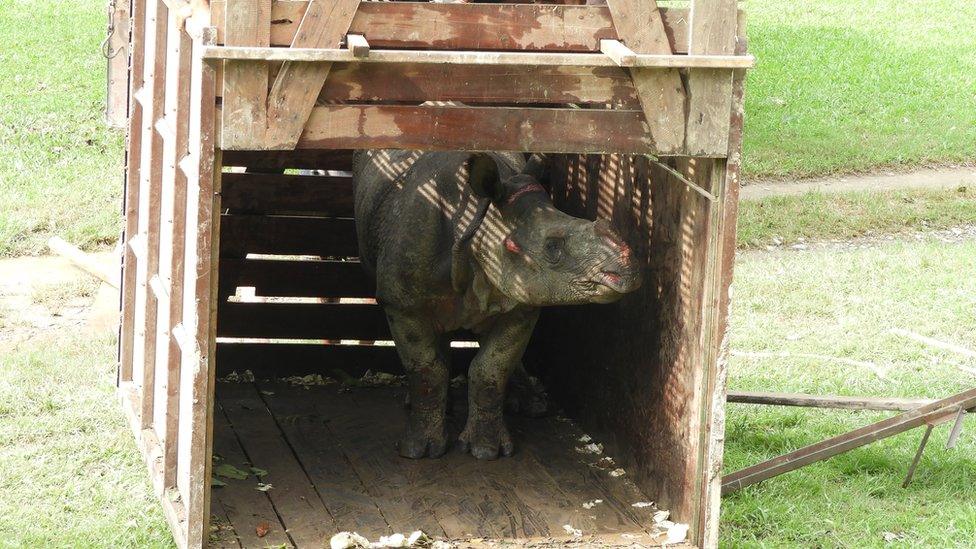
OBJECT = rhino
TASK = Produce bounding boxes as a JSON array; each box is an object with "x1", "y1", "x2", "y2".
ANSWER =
[{"x1": 353, "y1": 150, "x2": 641, "y2": 460}]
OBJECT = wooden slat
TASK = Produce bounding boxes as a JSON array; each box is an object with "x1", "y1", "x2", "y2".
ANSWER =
[
  {"x1": 120, "y1": 0, "x2": 149, "y2": 385},
  {"x1": 218, "y1": 258, "x2": 373, "y2": 298},
  {"x1": 154, "y1": 11, "x2": 193, "y2": 491},
  {"x1": 221, "y1": 172, "x2": 354, "y2": 215},
  {"x1": 254, "y1": 382, "x2": 392, "y2": 538},
  {"x1": 299, "y1": 105, "x2": 677, "y2": 156},
  {"x1": 219, "y1": 215, "x2": 359, "y2": 258},
  {"x1": 211, "y1": 405, "x2": 290, "y2": 548},
  {"x1": 176, "y1": 25, "x2": 219, "y2": 549},
  {"x1": 215, "y1": 342, "x2": 478, "y2": 378},
  {"x1": 105, "y1": 0, "x2": 131, "y2": 126},
  {"x1": 217, "y1": 383, "x2": 337, "y2": 546},
  {"x1": 213, "y1": 1, "x2": 698, "y2": 54},
  {"x1": 135, "y1": 0, "x2": 170, "y2": 433},
  {"x1": 320, "y1": 63, "x2": 640, "y2": 108},
  {"x1": 221, "y1": 0, "x2": 271, "y2": 149},
  {"x1": 265, "y1": 0, "x2": 361, "y2": 149},
  {"x1": 684, "y1": 0, "x2": 738, "y2": 155},
  {"x1": 217, "y1": 302, "x2": 389, "y2": 339},
  {"x1": 726, "y1": 391, "x2": 937, "y2": 412},
  {"x1": 606, "y1": 0, "x2": 687, "y2": 154},
  {"x1": 221, "y1": 149, "x2": 353, "y2": 171}
]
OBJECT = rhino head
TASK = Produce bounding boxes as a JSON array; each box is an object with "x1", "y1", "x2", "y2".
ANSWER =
[{"x1": 455, "y1": 154, "x2": 642, "y2": 307}]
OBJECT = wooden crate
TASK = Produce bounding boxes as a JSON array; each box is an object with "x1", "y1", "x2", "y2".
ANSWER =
[{"x1": 118, "y1": 1, "x2": 750, "y2": 547}]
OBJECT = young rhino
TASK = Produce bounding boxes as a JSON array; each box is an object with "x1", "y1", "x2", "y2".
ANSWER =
[{"x1": 353, "y1": 150, "x2": 641, "y2": 460}]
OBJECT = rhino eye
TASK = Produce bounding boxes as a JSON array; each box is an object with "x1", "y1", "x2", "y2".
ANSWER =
[{"x1": 543, "y1": 237, "x2": 564, "y2": 264}]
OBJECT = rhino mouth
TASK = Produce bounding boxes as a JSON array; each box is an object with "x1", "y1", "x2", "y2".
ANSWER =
[{"x1": 586, "y1": 270, "x2": 640, "y2": 303}]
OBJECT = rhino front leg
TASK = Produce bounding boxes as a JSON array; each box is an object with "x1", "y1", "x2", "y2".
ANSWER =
[
  {"x1": 386, "y1": 310, "x2": 450, "y2": 459},
  {"x1": 461, "y1": 308, "x2": 539, "y2": 460}
]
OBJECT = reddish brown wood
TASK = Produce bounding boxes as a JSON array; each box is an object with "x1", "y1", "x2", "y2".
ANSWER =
[
  {"x1": 218, "y1": 258, "x2": 373, "y2": 298},
  {"x1": 299, "y1": 105, "x2": 666, "y2": 155},
  {"x1": 221, "y1": 172, "x2": 354, "y2": 215},
  {"x1": 319, "y1": 63, "x2": 641, "y2": 108},
  {"x1": 219, "y1": 215, "x2": 358, "y2": 258},
  {"x1": 212, "y1": 2, "x2": 695, "y2": 54}
]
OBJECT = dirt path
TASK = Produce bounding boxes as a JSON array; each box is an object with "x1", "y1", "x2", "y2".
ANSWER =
[{"x1": 742, "y1": 165, "x2": 976, "y2": 200}]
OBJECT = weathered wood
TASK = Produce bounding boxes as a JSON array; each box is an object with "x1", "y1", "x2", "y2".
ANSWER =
[
  {"x1": 176, "y1": 24, "x2": 219, "y2": 549},
  {"x1": 727, "y1": 391, "x2": 937, "y2": 412},
  {"x1": 600, "y1": 39, "x2": 636, "y2": 66},
  {"x1": 217, "y1": 382, "x2": 337, "y2": 545},
  {"x1": 265, "y1": 0, "x2": 361, "y2": 149},
  {"x1": 217, "y1": 302, "x2": 390, "y2": 339},
  {"x1": 685, "y1": 0, "x2": 738, "y2": 155},
  {"x1": 320, "y1": 63, "x2": 641, "y2": 108},
  {"x1": 299, "y1": 105, "x2": 689, "y2": 156},
  {"x1": 218, "y1": 258, "x2": 371, "y2": 298},
  {"x1": 346, "y1": 33, "x2": 369, "y2": 58},
  {"x1": 221, "y1": 0, "x2": 271, "y2": 149},
  {"x1": 214, "y1": 342, "x2": 478, "y2": 378},
  {"x1": 105, "y1": 0, "x2": 131, "y2": 127},
  {"x1": 211, "y1": 405, "x2": 290, "y2": 548},
  {"x1": 135, "y1": 0, "x2": 170, "y2": 432},
  {"x1": 605, "y1": 0, "x2": 687, "y2": 154},
  {"x1": 212, "y1": 1, "x2": 700, "y2": 54},
  {"x1": 221, "y1": 172, "x2": 353, "y2": 215},
  {"x1": 154, "y1": 10, "x2": 193, "y2": 491},
  {"x1": 722, "y1": 388, "x2": 976, "y2": 495},
  {"x1": 219, "y1": 215, "x2": 358, "y2": 258},
  {"x1": 205, "y1": 46, "x2": 754, "y2": 69},
  {"x1": 221, "y1": 149, "x2": 353, "y2": 171}
]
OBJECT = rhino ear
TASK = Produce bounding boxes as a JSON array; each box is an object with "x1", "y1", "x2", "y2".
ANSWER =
[
  {"x1": 467, "y1": 153, "x2": 504, "y2": 203},
  {"x1": 523, "y1": 153, "x2": 549, "y2": 182}
]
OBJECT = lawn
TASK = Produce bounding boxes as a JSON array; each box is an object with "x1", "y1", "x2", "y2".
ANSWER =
[
  {"x1": 1, "y1": 1, "x2": 975, "y2": 256},
  {"x1": 2, "y1": 237, "x2": 973, "y2": 547}
]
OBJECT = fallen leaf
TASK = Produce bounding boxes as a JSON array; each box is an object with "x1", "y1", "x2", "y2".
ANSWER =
[
  {"x1": 255, "y1": 522, "x2": 270, "y2": 538},
  {"x1": 631, "y1": 501, "x2": 654, "y2": 508},
  {"x1": 329, "y1": 531, "x2": 370, "y2": 549},
  {"x1": 210, "y1": 477, "x2": 226, "y2": 487},
  {"x1": 250, "y1": 467, "x2": 268, "y2": 478},
  {"x1": 609, "y1": 468, "x2": 626, "y2": 477},
  {"x1": 562, "y1": 524, "x2": 583, "y2": 537},
  {"x1": 214, "y1": 463, "x2": 249, "y2": 480},
  {"x1": 256, "y1": 483, "x2": 273, "y2": 492}
]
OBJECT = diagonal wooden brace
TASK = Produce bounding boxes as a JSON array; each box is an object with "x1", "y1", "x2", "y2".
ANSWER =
[
  {"x1": 605, "y1": 0, "x2": 687, "y2": 155},
  {"x1": 264, "y1": 0, "x2": 361, "y2": 150}
]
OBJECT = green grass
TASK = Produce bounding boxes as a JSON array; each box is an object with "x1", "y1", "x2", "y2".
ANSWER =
[
  {"x1": 722, "y1": 238, "x2": 976, "y2": 547},
  {"x1": 0, "y1": 332, "x2": 173, "y2": 547},
  {"x1": 737, "y1": 187, "x2": 976, "y2": 249},
  {"x1": 744, "y1": 0, "x2": 976, "y2": 178},
  {"x1": 0, "y1": 0, "x2": 124, "y2": 257}
]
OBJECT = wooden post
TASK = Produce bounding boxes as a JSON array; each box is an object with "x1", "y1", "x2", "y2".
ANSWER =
[
  {"x1": 220, "y1": 0, "x2": 271, "y2": 149},
  {"x1": 106, "y1": 0, "x2": 131, "y2": 127},
  {"x1": 178, "y1": 24, "x2": 220, "y2": 548},
  {"x1": 685, "y1": 0, "x2": 739, "y2": 156}
]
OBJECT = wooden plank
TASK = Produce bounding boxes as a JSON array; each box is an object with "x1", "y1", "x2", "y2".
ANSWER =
[
  {"x1": 217, "y1": 302, "x2": 389, "y2": 339},
  {"x1": 221, "y1": 172, "x2": 354, "y2": 215},
  {"x1": 265, "y1": 0, "x2": 361, "y2": 149},
  {"x1": 217, "y1": 382, "x2": 337, "y2": 545},
  {"x1": 154, "y1": 10, "x2": 193, "y2": 491},
  {"x1": 727, "y1": 391, "x2": 937, "y2": 412},
  {"x1": 211, "y1": 404, "x2": 290, "y2": 548},
  {"x1": 221, "y1": 0, "x2": 271, "y2": 149},
  {"x1": 606, "y1": 0, "x2": 687, "y2": 154},
  {"x1": 320, "y1": 63, "x2": 641, "y2": 108},
  {"x1": 218, "y1": 258, "x2": 372, "y2": 298},
  {"x1": 600, "y1": 39, "x2": 636, "y2": 66},
  {"x1": 134, "y1": 0, "x2": 170, "y2": 433},
  {"x1": 219, "y1": 215, "x2": 359, "y2": 258},
  {"x1": 722, "y1": 388, "x2": 976, "y2": 495},
  {"x1": 205, "y1": 46, "x2": 754, "y2": 69},
  {"x1": 684, "y1": 0, "x2": 738, "y2": 155},
  {"x1": 299, "y1": 105, "x2": 678, "y2": 156},
  {"x1": 215, "y1": 342, "x2": 478, "y2": 378},
  {"x1": 120, "y1": 0, "x2": 148, "y2": 385},
  {"x1": 213, "y1": 1, "x2": 699, "y2": 54},
  {"x1": 176, "y1": 24, "x2": 219, "y2": 549},
  {"x1": 105, "y1": 0, "x2": 131, "y2": 127},
  {"x1": 346, "y1": 33, "x2": 369, "y2": 58},
  {"x1": 255, "y1": 382, "x2": 391, "y2": 538},
  {"x1": 221, "y1": 149, "x2": 353, "y2": 171}
]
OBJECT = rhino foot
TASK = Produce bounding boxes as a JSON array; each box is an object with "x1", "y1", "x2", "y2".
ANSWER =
[
  {"x1": 459, "y1": 417, "x2": 514, "y2": 460},
  {"x1": 398, "y1": 427, "x2": 449, "y2": 459}
]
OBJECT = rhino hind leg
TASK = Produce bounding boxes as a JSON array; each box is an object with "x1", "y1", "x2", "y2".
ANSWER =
[
  {"x1": 385, "y1": 310, "x2": 450, "y2": 459},
  {"x1": 461, "y1": 309, "x2": 539, "y2": 460},
  {"x1": 505, "y1": 362, "x2": 550, "y2": 418}
]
